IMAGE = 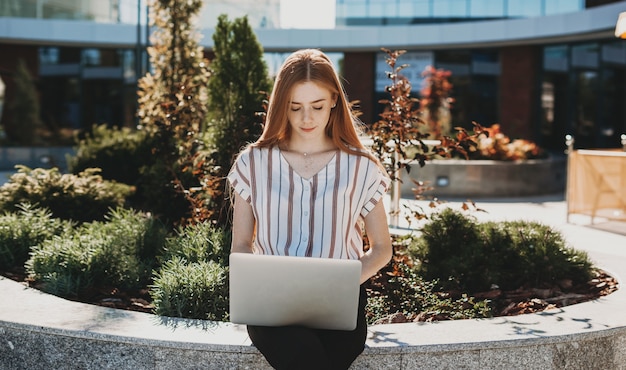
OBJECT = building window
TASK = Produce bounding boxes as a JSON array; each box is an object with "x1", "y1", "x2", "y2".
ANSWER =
[
  {"x1": 572, "y1": 43, "x2": 599, "y2": 69},
  {"x1": 82, "y1": 49, "x2": 101, "y2": 67},
  {"x1": 544, "y1": 45, "x2": 569, "y2": 72},
  {"x1": 39, "y1": 47, "x2": 60, "y2": 65}
]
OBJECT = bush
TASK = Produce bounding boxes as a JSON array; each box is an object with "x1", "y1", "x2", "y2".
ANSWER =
[
  {"x1": 498, "y1": 220, "x2": 593, "y2": 287},
  {"x1": 0, "y1": 204, "x2": 72, "y2": 270},
  {"x1": 409, "y1": 208, "x2": 491, "y2": 291},
  {"x1": 150, "y1": 257, "x2": 229, "y2": 320},
  {"x1": 466, "y1": 124, "x2": 547, "y2": 161},
  {"x1": 0, "y1": 166, "x2": 132, "y2": 223},
  {"x1": 25, "y1": 208, "x2": 166, "y2": 297},
  {"x1": 68, "y1": 124, "x2": 201, "y2": 225},
  {"x1": 409, "y1": 208, "x2": 594, "y2": 293},
  {"x1": 68, "y1": 124, "x2": 156, "y2": 186},
  {"x1": 161, "y1": 221, "x2": 231, "y2": 267},
  {"x1": 150, "y1": 222, "x2": 231, "y2": 320}
]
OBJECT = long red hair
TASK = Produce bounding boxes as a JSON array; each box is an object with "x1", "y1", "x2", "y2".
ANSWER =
[{"x1": 252, "y1": 49, "x2": 380, "y2": 165}]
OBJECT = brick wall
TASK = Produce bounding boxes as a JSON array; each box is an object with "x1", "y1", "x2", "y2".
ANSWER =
[
  {"x1": 342, "y1": 52, "x2": 376, "y2": 125},
  {"x1": 499, "y1": 46, "x2": 540, "y2": 140}
]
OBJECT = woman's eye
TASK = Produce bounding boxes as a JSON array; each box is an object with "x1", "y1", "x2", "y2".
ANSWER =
[
  {"x1": 313, "y1": 106, "x2": 323, "y2": 110},
  {"x1": 290, "y1": 107, "x2": 301, "y2": 112}
]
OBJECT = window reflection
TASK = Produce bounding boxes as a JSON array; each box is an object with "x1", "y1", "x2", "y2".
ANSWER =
[
  {"x1": 336, "y1": 0, "x2": 585, "y2": 24},
  {"x1": 575, "y1": 71, "x2": 598, "y2": 148}
]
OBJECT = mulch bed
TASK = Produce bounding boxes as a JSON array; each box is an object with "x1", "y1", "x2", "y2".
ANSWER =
[{"x1": 1, "y1": 263, "x2": 619, "y2": 322}]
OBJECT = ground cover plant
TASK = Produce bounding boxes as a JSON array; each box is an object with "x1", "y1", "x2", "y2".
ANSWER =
[{"x1": 0, "y1": 166, "x2": 131, "y2": 223}]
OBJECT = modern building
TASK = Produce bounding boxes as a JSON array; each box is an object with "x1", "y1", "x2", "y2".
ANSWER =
[{"x1": 0, "y1": 0, "x2": 625, "y2": 151}]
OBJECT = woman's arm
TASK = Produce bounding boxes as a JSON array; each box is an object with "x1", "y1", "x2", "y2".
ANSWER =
[
  {"x1": 359, "y1": 201, "x2": 393, "y2": 284},
  {"x1": 231, "y1": 192, "x2": 255, "y2": 254}
]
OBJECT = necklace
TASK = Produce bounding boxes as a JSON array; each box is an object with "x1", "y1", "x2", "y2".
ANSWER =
[
  {"x1": 281, "y1": 144, "x2": 337, "y2": 174},
  {"x1": 301, "y1": 151, "x2": 313, "y2": 171}
]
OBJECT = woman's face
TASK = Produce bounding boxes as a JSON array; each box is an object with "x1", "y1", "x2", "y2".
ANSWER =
[{"x1": 287, "y1": 81, "x2": 336, "y2": 143}]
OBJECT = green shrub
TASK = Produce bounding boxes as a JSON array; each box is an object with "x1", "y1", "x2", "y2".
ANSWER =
[
  {"x1": 150, "y1": 257, "x2": 229, "y2": 320},
  {"x1": 68, "y1": 124, "x2": 199, "y2": 225},
  {"x1": 366, "y1": 262, "x2": 492, "y2": 324},
  {"x1": 0, "y1": 166, "x2": 132, "y2": 223},
  {"x1": 25, "y1": 208, "x2": 166, "y2": 297},
  {"x1": 68, "y1": 124, "x2": 156, "y2": 186},
  {"x1": 409, "y1": 208, "x2": 594, "y2": 292},
  {"x1": 161, "y1": 221, "x2": 231, "y2": 266},
  {"x1": 498, "y1": 220, "x2": 593, "y2": 286},
  {"x1": 409, "y1": 208, "x2": 489, "y2": 291},
  {"x1": 0, "y1": 203, "x2": 72, "y2": 270}
]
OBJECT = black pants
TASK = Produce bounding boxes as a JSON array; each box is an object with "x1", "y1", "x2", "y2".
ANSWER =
[{"x1": 247, "y1": 286, "x2": 368, "y2": 370}]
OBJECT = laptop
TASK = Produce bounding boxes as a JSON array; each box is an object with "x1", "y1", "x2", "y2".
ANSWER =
[{"x1": 229, "y1": 253, "x2": 362, "y2": 331}]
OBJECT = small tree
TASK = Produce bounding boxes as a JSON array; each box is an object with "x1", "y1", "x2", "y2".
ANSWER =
[
  {"x1": 135, "y1": 0, "x2": 211, "y2": 224},
  {"x1": 137, "y1": 0, "x2": 210, "y2": 141},
  {"x1": 368, "y1": 49, "x2": 483, "y2": 223},
  {"x1": 5, "y1": 59, "x2": 44, "y2": 145},
  {"x1": 200, "y1": 14, "x2": 271, "y2": 227}
]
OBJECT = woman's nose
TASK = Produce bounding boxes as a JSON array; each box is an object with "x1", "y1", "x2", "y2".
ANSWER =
[{"x1": 302, "y1": 108, "x2": 313, "y2": 122}]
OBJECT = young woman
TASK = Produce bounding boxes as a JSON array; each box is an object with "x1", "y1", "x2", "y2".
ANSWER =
[{"x1": 227, "y1": 48, "x2": 392, "y2": 370}]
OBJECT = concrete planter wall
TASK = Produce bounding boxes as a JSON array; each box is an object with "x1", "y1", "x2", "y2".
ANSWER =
[{"x1": 399, "y1": 155, "x2": 567, "y2": 199}]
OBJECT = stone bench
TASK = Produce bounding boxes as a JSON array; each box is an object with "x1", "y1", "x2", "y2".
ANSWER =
[{"x1": 1, "y1": 271, "x2": 625, "y2": 369}]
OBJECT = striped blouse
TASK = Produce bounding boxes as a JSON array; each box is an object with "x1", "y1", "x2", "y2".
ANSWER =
[{"x1": 228, "y1": 145, "x2": 390, "y2": 260}]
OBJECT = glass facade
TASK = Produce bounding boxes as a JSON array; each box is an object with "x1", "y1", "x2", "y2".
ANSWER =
[
  {"x1": 337, "y1": 0, "x2": 584, "y2": 25},
  {"x1": 1, "y1": 0, "x2": 624, "y2": 151},
  {"x1": 0, "y1": 0, "x2": 137, "y2": 23},
  {"x1": 0, "y1": 0, "x2": 280, "y2": 29},
  {"x1": 540, "y1": 41, "x2": 626, "y2": 150},
  {"x1": 35, "y1": 45, "x2": 134, "y2": 130}
]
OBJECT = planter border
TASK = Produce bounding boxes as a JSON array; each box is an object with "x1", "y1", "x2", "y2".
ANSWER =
[{"x1": 399, "y1": 155, "x2": 567, "y2": 199}]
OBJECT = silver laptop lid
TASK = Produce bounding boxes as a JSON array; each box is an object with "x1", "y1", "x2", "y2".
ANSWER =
[{"x1": 229, "y1": 253, "x2": 362, "y2": 330}]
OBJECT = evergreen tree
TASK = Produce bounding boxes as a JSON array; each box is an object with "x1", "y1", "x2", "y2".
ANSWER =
[
  {"x1": 7, "y1": 59, "x2": 44, "y2": 145},
  {"x1": 204, "y1": 14, "x2": 271, "y2": 227}
]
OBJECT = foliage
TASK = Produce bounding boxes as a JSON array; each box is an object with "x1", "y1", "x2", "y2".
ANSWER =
[
  {"x1": 3, "y1": 59, "x2": 45, "y2": 145},
  {"x1": 365, "y1": 260, "x2": 492, "y2": 324},
  {"x1": 67, "y1": 124, "x2": 155, "y2": 186},
  {"x1": 66, "y1": 123, "x2": 190, "y2": 220},
  {"x1": 0, "y1": 166, "x2": 132, "y2": 223},
  {"x1": 408, "y1": 208, "x2": 594, "y2": 293},
  {"x1": 192, "y1": 14, "x2": 271, "y2": 227},
  {"x1": 150, "y1": 257, "x2": 229, "y2": 321},
  {"x1": 408, "y1": 63, "x2": 546, "y2": 162},
  {"x1": 137, "y1": 0, "x2": 209, "y2": 138},
  {"x1": 0, "y1": 203, "x2": 72, "y2": 270},
  {"x1": 419, "y1": 65, "x2": 454, "y2": 139},
  {"x1": 465, "y1": 123, "x2": 547, "y2": 161},
  {"x1": 160, "y1": 221, "x2": 231, "y2": 266},
  {"x1": 368, "y1": 49, "x2": 484, "y2": 221},
  {"x1": 369, "y1": 49, "x2": 483, "y2": 181},
  {"x1": 150, "y1": 222, "x2": 230, "y2": 320},
  {"x1": 25, "y1": 208, "x2": 167, "y2": 297},
  {"x1": 136, "y1": 0, "x2": 211, "y2": 226},
  {"x1": 496, "y1": 219, "x2": 593, "y2": 287}
]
